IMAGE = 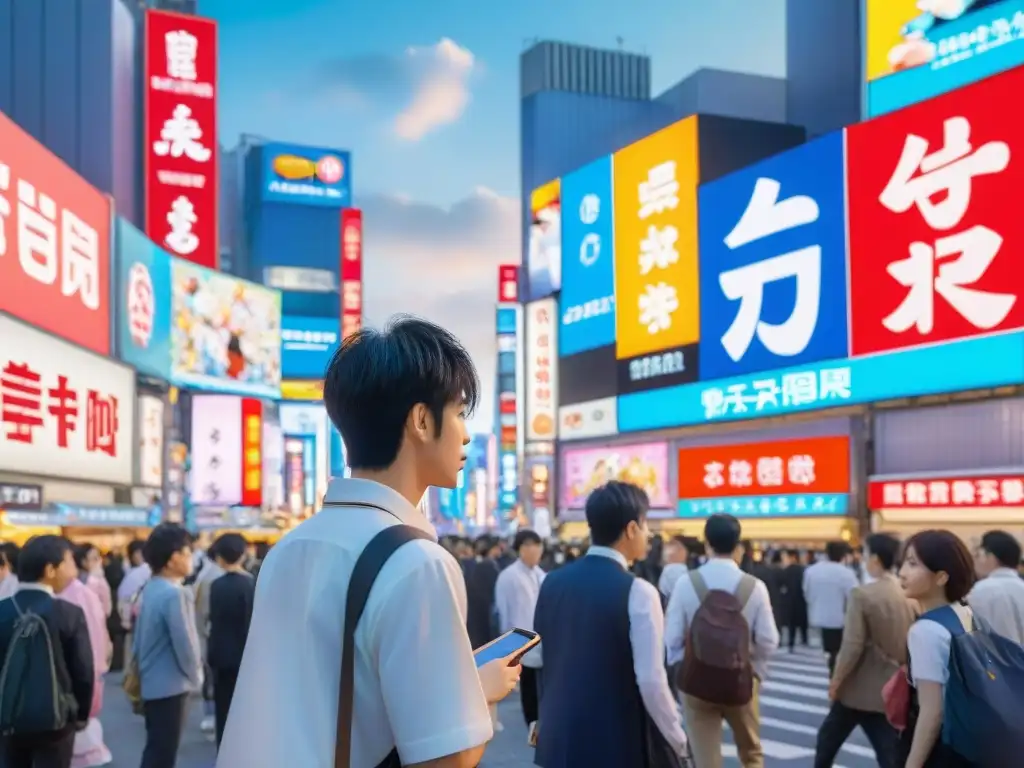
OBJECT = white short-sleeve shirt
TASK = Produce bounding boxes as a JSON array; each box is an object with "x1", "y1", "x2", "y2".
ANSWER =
[
  {"x1": 907, "y1": 603, "x2": 973, "y2": 687},
  {"x1": 216, "y1": 478, "x2": 492, "y2": 767}
]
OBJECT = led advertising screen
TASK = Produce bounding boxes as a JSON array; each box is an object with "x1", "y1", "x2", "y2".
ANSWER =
[
  {"x1": 560, "y1": 442, "x2": 671, "y2": 518},
  {"x1": 261, "y1": 142, "x2": 352, "y2": 208},
  {"x1": 281, "y1": 316, "x2": 340, "y2": 380},
  {"x1": 527, "y1": 179, "x2": 561, "y2": 300},
  {"x1": 115, "y1": 218, "x2": 173, "y2": 380}
]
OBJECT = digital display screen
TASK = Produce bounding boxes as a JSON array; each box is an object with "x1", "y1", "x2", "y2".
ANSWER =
[{"x1": 474, "y1": 630, "x2": 535, "y2": 667}]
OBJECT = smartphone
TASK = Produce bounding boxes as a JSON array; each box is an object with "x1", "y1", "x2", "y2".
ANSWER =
[{"x1": 473, "y1": 628, "x2": 540, "y2": 667}]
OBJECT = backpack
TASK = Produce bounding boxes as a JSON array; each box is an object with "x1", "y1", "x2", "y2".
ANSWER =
[
  {"x1": 676, "y1": 571, "x2": 756, "y2": 707},
  {"x1": 918, "y1": 604, "x2": 1024, "y2": 767},
  {"x1": 0, "y1": 597, "x2": 76, "y2": 735}
]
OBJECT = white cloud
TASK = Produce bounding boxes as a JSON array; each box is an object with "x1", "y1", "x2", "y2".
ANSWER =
[
  {"x1": 393, "y1": 38, "x2": 477, "y2": 141},
  {"x1": 359, "y1": 187, "x2": 521, "y2": 432}
]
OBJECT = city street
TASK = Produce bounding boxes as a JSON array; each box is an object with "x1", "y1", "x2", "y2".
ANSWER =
[{"x1": 101, "y1": 646, "x2": 877, "y2": 767}]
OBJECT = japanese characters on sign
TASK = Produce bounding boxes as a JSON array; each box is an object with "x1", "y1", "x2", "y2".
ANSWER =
[
  {"x1": 115, "y1": 218, "x2": 173, "y2": 380},
  {"x1": 680, "y1": 494, "x2": 848, "y2": 519},
  {"x1": 613, "y1": 119, "x2": 701, "y2": 362},
  {"x1": 0, "y1": 482, "x2": 43, "y2": 512},
  {"x1": 138, "y1": 395, "x2": 165, "y2": 489},
  {"x1": 280, "y1": 316, "x2": 340, "y2": 379},
  {"x1": 700, "y1": 364, "x2": 853, "y2": 421},
  {"x1": 261, "y1": 142, "x2": 351, "y2": 208},
  {"x1": 616, "y1": 345, "x2": 696, "y2": 396},
  {"x1": 241, "y1": 398, "x2": 263, "y2": 508},
  {"x1": 525, "y1": 299, "x2": 558, "y2": 441},
  {"x1": 848, "y1": 67, "x2": 1024, "y2": 357},
  {"x1": 341, "y1": 208, "x2": 363, "y2": 341},
  {"x1": 557, "y1": 396, "x2": 618, "y2": 441},
  {"x1": 698, "y1": 132, "x2": 850, "y2": 380},
  {"x1": 868, "y1": 474, "x2": 1024, "y2": 509},
  {"x1": 0, "y1": 112, "x2": 112, "y2": 356},
  {"x1": 498, "y1": 264, "x2": 519, "y2": 304},
  {"x1": 560, "y1": 155, "x2": 617, "y2": 356},
  {"x1": 0, "y1": 315, "x2": 135, "y2": 485},
  {"x1": 144, "y1": 10, "x2": 218, "y2": 269},
  {"x1": 189, "y1": 395, "x2": 243, "y2": 506},
  {"x1": 678, "y1": 436, "x2": 851, "y2": 501}
]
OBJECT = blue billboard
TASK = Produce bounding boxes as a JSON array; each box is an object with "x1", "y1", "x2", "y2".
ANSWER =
[
  {"x1": 497, "y1": 306, "x2": 517, "y2": 335},
  {"x1": 261, "y1": 142, "x2": 352, "y2": 208},
  {"x1": 698, "y1": 132, "x2": 849, "y2": 382},
  {"x1": 281, "y1": 315, "x2": 341, "y2": 379},
  {"x1": 115, "y1": 218, "x2": 173, "y2": 380},
  {"x1": 559, "y1": 155, "x2": 616, "y2": 356}
]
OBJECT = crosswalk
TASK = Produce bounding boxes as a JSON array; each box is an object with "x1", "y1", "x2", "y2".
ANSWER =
[{"x1": 719, "y1": 646, "x2": 877, "y2": 767}]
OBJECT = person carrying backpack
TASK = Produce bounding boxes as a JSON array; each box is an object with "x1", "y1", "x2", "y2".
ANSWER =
[
  {"x1": 665, "y1": 513, "x2": 780, "y2": 768},
  {"x1": 0, "y1": 535, "x2": 95, "y2": 768}
]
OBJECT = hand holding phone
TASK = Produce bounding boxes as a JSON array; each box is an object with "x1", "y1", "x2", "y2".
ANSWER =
[
  {"x1": 477, "y1": 655, "x2": 522, "y2": 704},
  {"x1": 473, "y1": 628, "x2": 540, "y2": 668}
]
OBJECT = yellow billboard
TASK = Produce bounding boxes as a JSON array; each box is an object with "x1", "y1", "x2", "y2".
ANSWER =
[
  {"x1": 612, "y1": 117, "x2": 700, "y2": 360},
  {"x1": 280, "y1": 379, "x2": 324, "y2": 401}
]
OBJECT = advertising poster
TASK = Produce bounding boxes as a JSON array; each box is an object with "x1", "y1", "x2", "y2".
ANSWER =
[
  {"x1": 170, "y1": 260, "x2": 282, "y2": 397},
  {"x1": 0, "y1": 314, "x2": 136, "y2": 486},
  {"x1": 116, "y1": 218, "x2": 173, "y2": 380},
  {"x1": 138, "y1": 395, "x2": 165, "y2": 489},
  {"x1": 496, "y1": 306, "x2": 517, "y2": 336},
  {"x1": 697, "y1": 132, "x2": 850, "y2": 381},
  {"x1": 341, "y1": 208, "x2": 363, "y2": 340},
  {"x1": 189, "y1": 395, "x2": 243, "y2": 506},
  {"x1": 527, "y1": 179, "x2": 561, "y2": 300},
  {"x1": 848, "y1": 67, "x2": 1024, "y2": 357},
  {"x1": 497, "y1": 327, "x2": 519, "y2": 514},
  {"x1": 869, "y1": 473, "x2": 1024, "y2": 509},
  {"x1": 241, "y1": 398, "x2": 263, "y2": 508},
  {"x1": 498, "y1": 264, "x2": 519, "y2": 304},
  {"x1": 281, "y1": 316, "x2": 340, "y2": 379},
  {"x1": 144, "y1": 10, "x2": 219, "y2": 269},
  {"x1": 525, "y1": 299, "x2": 558, "y2": 441},
  {"x1": 865, "y1": 0, "x2": 1024, "y2": 117},
  {"x1": 558, "y1": 396, "x2": 618, "y2": 441},
  {"x1": 559, "y1": 155, "x2": 616, "y2": 357},
  {"x1": 0, "y1": 112, "x2": 112, "y2": 356},
  {"x1": 261, "y1": 142, "x2": 352, "y2": 208},
  {"x1": 612, "y1": 118, "x2": 701, "y2": 390},
  {"x1": 560, "y1": 442, "x2": 671, "y2": 511}
]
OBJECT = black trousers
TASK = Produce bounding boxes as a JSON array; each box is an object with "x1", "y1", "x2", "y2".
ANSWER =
[
  {"x1": 821, "y1": 628, "x2": 844, "y2": 679},
  {"x1": 141, "y1": 693, "x2": 189, "y2": 768},
  {"x1": 786, "y1": 620, "x2": 809, "y2": 649},
  {"x1": 2, "y1": 729, "x2": 74, "y2": 768},
  {"x1": 520, "y1": 666, "x2": 540, "y2": 726},
  {"x1": 815, "y1": 701, "x2": 901, "y2": 768},
  {"x1": 213, "y1": 667, "x2": 240, "y2": 748}
]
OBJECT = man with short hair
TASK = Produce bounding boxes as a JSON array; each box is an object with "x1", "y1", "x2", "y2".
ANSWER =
[
  {"x1": 218, "y1": 317, "x2": 521, "y2": 768},
  {"x1": 969, "y1": 529, "x2": 1024, "y2": 643},
  {"x1": 534, "y1": 482, "x2": 688, "y2": 767},
  {"x1": 658, "y1": 535, "x2": 690, "y2": 603},
  {"x1": 804, "y1": 541, "x2": 858, "y2": 677},
  {"x1": 815, "y1": 533, "x2": 914, "y2": 768}
]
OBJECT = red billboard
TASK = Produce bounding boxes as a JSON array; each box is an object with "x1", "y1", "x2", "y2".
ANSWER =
[
  {"x1": 868, "y1": 474, "x2": 1024, "y2": 509},
  {"x1": 341, "y1": 208, "x2": 363, "y2": 340},
  {"x1": 144, "y1": 10, "x2": 219, "y2": 270},
  {"x1": 0, "y1": 112, "x2": 112, "y2": 355},
  {"x1": 241, "y1": 397, "x2": 263, "y2": 508},
  {"x1": 847, "y1": 68, "x2": 1024, "y2": 357},
  {"x1": 498, "y1": 264, "x2": 519, "y2": 303}
]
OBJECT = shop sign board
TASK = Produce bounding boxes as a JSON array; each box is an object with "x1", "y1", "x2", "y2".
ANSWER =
[
  {"x1": 679, "y1": 493, "x2": 849, "y2": 519},
  {"x1": 868, "y1": 473, "x2": 1024, "y2": 508}
]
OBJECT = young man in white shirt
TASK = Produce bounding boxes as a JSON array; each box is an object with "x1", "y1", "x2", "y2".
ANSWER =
[
  {"x1": 803, "y1": 542, "x2": 859, "y2": 678},
  {"x1": 217, "y1": 317, "x2": 521, "y2": 768},
  {"x1": 658, "y1": 535, "x2": 691, "y2": 603},
  {"x1": 969, "y1": 529, "x2": 1024, "y2": 644}
]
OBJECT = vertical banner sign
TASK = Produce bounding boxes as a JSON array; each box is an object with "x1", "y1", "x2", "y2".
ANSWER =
[
  {"x1": 525, "y1": 299, "x2": 558, "y2": 441},
  {"x1": 144, "y1": 10, "x2": 219, "y2": 270},
  {"x1": 497, "y1": 324, "x2": 519, "y2": 515},
  {"x1": 341, "y1": 208, "x2": 363, "y2": 340},
  {"x1": 498, "y1": 264, "x2": 519, "y2": 303},
  {"x1": 241, "y1": 398, "x2": 263, "y2": 507}
]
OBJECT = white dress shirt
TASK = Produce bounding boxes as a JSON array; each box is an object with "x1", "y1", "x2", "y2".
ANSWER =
[
  {"x1": 494, "y1": 559, "x2": 545, "y2": 667},
  {"x1": 803, "y1": 560, "x2": 858, "y2": 629},
  {"x1": 968, "y1": 567, "x2": 1024, "y2": 644},
  {"x1": 658, "y1": 562, "x2": 689, "y2": 601},
  {"x1": 217, "y1": 478, "x2": 492, "y2": 768},
  {"x1": 586, "y1": 546, "x2": 688, "y2": 756},
  {"x1": 665, "y1": 557, "x2": 779, "y2": 682},
  {"x1": 0, "y1": 574, "x2": 19, "y2": 600}
]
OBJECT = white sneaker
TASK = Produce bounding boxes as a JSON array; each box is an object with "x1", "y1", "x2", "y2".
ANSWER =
[{"x1": 200, "y1": 715, "x2": 215, "y2": 733}]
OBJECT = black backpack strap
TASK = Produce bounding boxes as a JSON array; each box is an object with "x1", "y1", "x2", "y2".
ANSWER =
[{"x1": 335, "y1": 524, "x2": 436, "y2": 768}]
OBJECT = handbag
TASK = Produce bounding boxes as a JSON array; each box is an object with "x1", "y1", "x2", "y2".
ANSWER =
[
  {"x1": 122, "y1": 656, "x2": 143, "y2": 716},
  {"x1": 882, "y1": 665, "x2": 911, "y2": 731}
]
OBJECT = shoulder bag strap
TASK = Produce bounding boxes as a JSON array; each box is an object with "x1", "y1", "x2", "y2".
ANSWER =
[
  {"x1": 689, "y1": 570, "x2": 708, "y2": 602},
  {"x1": 735, "y1": 574, "x2": 757, "y2": 608},
  {"x1": 334, "y1": 522, "x2": 436, "y2": 768}
]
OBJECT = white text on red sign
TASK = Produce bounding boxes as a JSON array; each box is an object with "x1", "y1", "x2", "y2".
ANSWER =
[
  {"x1": 880, "y1": 478, "x2": 1024, "y2": 507},
  {"x1": 703, "y1": 454, "x2": 817, "y2": 489}
]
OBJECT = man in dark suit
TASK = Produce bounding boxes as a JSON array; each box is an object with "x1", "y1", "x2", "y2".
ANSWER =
[
  {"x1": 779, "y1": 549, "x2": 809, "y2": 650},
  {"x1": 0, "y1": 535, "x2": 94, "y2": 768},
  {"x1": 464, "y1": 535, "x2": 502, "y2": 648}
]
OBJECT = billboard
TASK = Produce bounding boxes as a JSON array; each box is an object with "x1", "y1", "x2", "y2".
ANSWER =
[
  {"x1": 115, "y1": 218, "x2": 173, "y2": 380},
  {"x1": 497, "y1": 323, "x2": 519, "y2": 514},
  {"x1": 525, "y1": 299, "x2": 558, "y2": 442},
  {"x1": 612, "y1": 118, "x2": 701, "y2": 391},
  {"x1": 496, "y1": 306, "x2": 517, "y2": 336},
  {"x1": 560, "y1": 442, "x2": 671, "y2": 512},
  {"x1": 261, "y1": 142, "x2": 352, "y2": 208},
  {"x1": 138, "y1": 395, "x2": 165, "y2": 489},
  {"x1": 241, "y1": 398, "x2": 263, "y2": 508},
  {"x1": 559, "y1": 155, "x2": 616, "y2": 357},
  {"x1": 341, "y1": 208, "x2": 363, "y2": 340},
  {"x1": 558, "y1": 396, "x2": 618, "y2": 441},
  {"x1": 697, "y1": 132, "x2": 850, "y2": 381},
  {"x1": 868, "y1": 473, "x2": 1024, "y2": 508},
  {"x1": 865, "y1": 0, "x2": 1024, "y2": 117},
  {"x1": 498, "y1": 264, "x2": 519, "y2": 304},
  {"x1": 0, "y1": 111, "x2": 112, "y2": 356},
  {"x1": 526, "y1": 179, "x2": 561, "y2": 300},
  {"x1": 189, "y1": 395, "x2": 243, "y2": 506},
  {"x1": 281, "y1": 316, "x2": 340, "y2": 380},
  {"x1": 0, "y1": 314, "x2": 135, "y2": 485},
  {"x1": 144, "y1": 10, "x2": 219, "y2": 269},
  {"x1": 170, "y1": 260, "x2": 282, "y2": 397}
]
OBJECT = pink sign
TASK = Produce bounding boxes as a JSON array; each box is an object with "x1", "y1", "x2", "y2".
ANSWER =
[{"x1": 560, "y1": 442, "x2": 670, "y2": 510}]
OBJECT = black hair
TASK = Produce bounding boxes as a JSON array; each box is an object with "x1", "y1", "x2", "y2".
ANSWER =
[
  {"x1": 73, "y1": 542, "x2": 98, "y2": 572},
  {"x1": 17, "y1": 535, "x2": 72, "y2": 582},
  {"x1": 474, "y1": 535, "x2": 500, "y2": 557},
  {"x1": 785, "y1": 548, "x2": 800, "y2": 559},
  {"x1": 826, "y1": 541, "x2": 848, "y2": 563},
  {"x1": 0, "y1": 542, "x2": 19, "y2": 573},
  {"x1": 906, "y1": 529, "x2": 976, "y2": 603},
  {"x1": 143, "y1": 523, "x2": 192, "y2": 573},
  {"x1": 980, "y1": 530, "x2": 1022, "y2": 569},
  {"x1": 322, "y1": 315, "x2": 480, "y2": 470},
  {"x1": 770, "y1": 550, "x2": 783, "y2": 565},
  {"x1": 127, "y1": 540, "x2": 145, "y2": 561},
  {"x1": 212, "y1": 533, "x2": 248, "y2": 566},
  {"x1": 513, "y1": 530, "x2": 542, "y2": 552},
  {"x1": 866, "y1": 533, "x2": 900, "y2": 571},
  {"x1": 585, "y1": 481, "x2": 649, "y2": 547},
  {"x1": 704, "y1": 513, "x2": 742, "y2": 556}
]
